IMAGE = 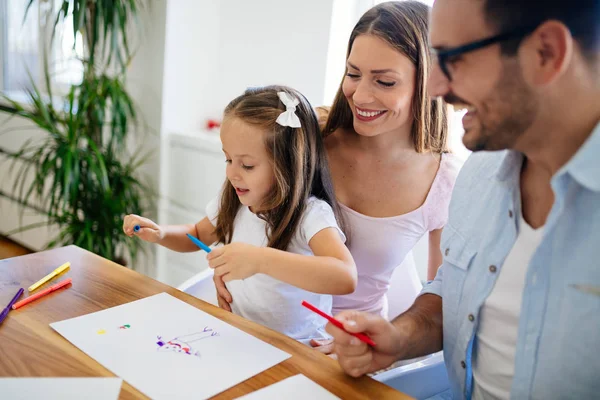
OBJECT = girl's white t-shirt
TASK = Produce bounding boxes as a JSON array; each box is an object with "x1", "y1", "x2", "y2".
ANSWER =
[{"x1": 206, "y1": 196, "x2": 346, "y2": 342}]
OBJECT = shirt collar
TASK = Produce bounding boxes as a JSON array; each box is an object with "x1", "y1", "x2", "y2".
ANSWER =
[
  {"x1": 493, "y1": 119, "x2": 600, "y2": 192},
  {"x1": 495, "y1": 150, "x2": 524, "y2": 183},
  {"x1": 557, "y1": 120, "x2": 600, "y2": 192}
]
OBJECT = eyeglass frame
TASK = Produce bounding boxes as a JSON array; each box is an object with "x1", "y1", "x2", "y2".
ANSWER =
[{"x1": 433, "y1": 24, "x2": 540, "y2": 81}]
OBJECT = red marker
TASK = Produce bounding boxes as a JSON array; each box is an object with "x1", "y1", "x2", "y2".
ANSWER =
[
  {"x1": 301, "y1": 300, "x2": 376, "y2": 346},
  {"x1": 12, "y1": 278, "x2": 72, "y2": 310}
]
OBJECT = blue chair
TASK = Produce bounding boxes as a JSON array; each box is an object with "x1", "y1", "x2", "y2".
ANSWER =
[
  {"x1": 177, "y1": 268, "x2": 218, "y2": 306},
  {"x1": 374, "y1": 351, "x2": 450, "y2": 400}
]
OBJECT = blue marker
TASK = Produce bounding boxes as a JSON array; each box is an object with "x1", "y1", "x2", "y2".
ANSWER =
[
  {"x1": 186, "y1": 233, "x2": 212, "y2": 253},
  {"x1": 134, "y1": 225, "x2": 141, "y2": 233}
]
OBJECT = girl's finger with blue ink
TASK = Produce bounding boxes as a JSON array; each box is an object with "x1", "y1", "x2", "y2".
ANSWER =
[{"x1": 122, "y1": 214, "x2": 163, "y2": 243}]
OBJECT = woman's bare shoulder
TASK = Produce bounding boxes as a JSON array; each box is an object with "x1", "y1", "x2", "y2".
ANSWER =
[
  {"x1": 315, "y1": 106, "x2": 330, "y2": 131},
  {"x1": 323, "y1": 127, "x2": 348, "y2": 154}
]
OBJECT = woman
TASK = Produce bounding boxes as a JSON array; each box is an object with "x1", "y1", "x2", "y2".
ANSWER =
[{"x1": 215, "y1": 1, "x2": 461, "y2": 345}]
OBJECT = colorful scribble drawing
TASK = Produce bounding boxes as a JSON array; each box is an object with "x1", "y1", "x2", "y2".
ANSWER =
[{"x1": 156, "y1": 326, "x2": 219, "y2": 357}]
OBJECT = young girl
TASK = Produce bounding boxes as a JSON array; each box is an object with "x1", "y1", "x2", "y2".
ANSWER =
[{"x1": 123, "y1": 85, "x2": 357, "y2": 343}]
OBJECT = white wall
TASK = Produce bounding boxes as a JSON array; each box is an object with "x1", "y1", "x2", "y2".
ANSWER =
[
  {"x1": 215, "y1": 0, "x2": 334, "y2": 110},
  {"x1": 161, "y1": 0, "x2": 335, "y2": 135},
  {"x1": 161, "y1": 0, "x2": 222, "y2": 134}
]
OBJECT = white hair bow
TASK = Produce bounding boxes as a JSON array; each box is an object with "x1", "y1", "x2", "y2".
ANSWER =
[{"x1": 276, "y1": 92, "x2": 301, "y2": 128}]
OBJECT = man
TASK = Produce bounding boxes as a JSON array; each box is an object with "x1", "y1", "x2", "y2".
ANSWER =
[{"x1": 326, "y1": 1, "x2": 600, "y2": 399}]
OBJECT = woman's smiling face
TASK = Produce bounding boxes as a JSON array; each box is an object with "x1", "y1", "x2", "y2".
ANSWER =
[{"x1": 342, "y1": 34, "x2": 416, "y2": 138}]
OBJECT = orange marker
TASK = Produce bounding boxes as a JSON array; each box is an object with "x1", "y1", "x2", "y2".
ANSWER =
[{"x1": 12, "y1": 278, "x2": 72, "y2": 310}]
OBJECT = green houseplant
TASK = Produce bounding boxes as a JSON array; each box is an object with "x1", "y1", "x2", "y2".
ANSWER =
[{"x1": 0, "y1": 0, "x2": 152, "y2": 265}]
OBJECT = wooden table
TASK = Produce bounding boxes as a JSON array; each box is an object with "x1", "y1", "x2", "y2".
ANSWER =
[{"x1": 0, "y1": 245, "x2": 410, "y2": 399}]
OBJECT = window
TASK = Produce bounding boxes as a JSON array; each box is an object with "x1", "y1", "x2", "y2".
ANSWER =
[
  {"x1": 0, "y1": 0, "x2": 40, "y2": 93},
  {"x1": 0, "y1": 0, "x2": 84, "y2": 96}
]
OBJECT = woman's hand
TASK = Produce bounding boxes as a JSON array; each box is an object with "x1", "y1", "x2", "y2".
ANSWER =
[
  {"x1": 123, "y1": 214, "x2": 164, "y2": 243},
  {"x1": 207, "y1": 243, "x2": 264, "y2": 282},
  {"x1": 213, "y1": 273, "x2": 233, "y2": 312}
]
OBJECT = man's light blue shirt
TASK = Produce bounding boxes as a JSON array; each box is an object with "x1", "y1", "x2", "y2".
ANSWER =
[{"x1": 422, "y1": 121, "x2": 600, "y2": 399}]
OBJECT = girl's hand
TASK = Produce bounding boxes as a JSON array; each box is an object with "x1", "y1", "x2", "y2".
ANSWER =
[
  {"x1": 310, "y1": 338, "x2": 335, "y2": 355},
  {"x1": 123, "y1": 214, "x2": 164, "y2": 243},
  {"x1": 207, "y1": 243, "x2": 263, "y2": 282}
]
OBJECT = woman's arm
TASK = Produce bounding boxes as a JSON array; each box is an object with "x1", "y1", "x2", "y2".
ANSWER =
[
  {"x1": 262, "y1": 227, "x2": 357, "y2": 294},
  {"x1": 427, "y1": 228, "x2": 443, "y2": 281}
]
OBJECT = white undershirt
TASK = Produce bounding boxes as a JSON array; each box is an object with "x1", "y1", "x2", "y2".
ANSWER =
[{"x1": 473, "y1": 213, "x2": 544, "y2": 400}]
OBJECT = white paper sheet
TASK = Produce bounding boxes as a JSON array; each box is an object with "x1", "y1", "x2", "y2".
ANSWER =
[
  {"x1": 236, "y1": 374, "x2": 341, "y2": 400},
  {"x1": 0, "y1": 378, "x2": 122, "y2": 400},
  {"x1": 50, "y1": 292, "x2": 291, "y2": 400}
]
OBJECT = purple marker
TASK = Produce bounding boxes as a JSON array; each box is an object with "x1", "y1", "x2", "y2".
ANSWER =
[{"x1": 0, "y1": 288, "x2": 24, "y2": 325}]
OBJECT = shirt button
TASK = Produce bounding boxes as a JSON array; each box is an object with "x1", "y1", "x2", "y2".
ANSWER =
[
  {"x1": 461, "y1": 360, "x2": 466, "y2": 369},
  {"x1": 509, "y1": 210, "x2": 514, "y2": 218},
  {"x1": 445, "y1": 248, "x2": 450, "y2": 256},
  {"x1": 468, "y1": 314, "x2": 475, "y2": 322},
  {"x1": 489, "y1": 265, "x2": 497, "y2": 273}
]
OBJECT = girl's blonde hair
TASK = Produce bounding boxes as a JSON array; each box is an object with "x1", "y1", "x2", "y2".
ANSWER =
[{"x1": 215, "y1": 85, "x2": 345, "y2": 250}]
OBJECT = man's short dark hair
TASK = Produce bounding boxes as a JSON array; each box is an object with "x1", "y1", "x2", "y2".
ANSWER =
[{"x1": 483, "y1": 0, "x2": 600, "y2": 63}]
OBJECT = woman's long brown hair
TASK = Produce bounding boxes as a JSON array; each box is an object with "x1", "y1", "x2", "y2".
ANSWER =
[
  {"x1": 214, "y1": 85, "x2": 345, "y2": 251},
  {"x1": 323, "y1": 1, "x2": 448, "y2": 154}
]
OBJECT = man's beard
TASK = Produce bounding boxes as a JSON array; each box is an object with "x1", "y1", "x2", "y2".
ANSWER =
[{"x1": 446, "y1": 60, "x2": 539, "y2": 152}]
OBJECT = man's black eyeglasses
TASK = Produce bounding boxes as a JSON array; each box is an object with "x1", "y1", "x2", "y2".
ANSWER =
[{"x1": 433, "y1": 25, "x2": 539, "y2": 81}]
